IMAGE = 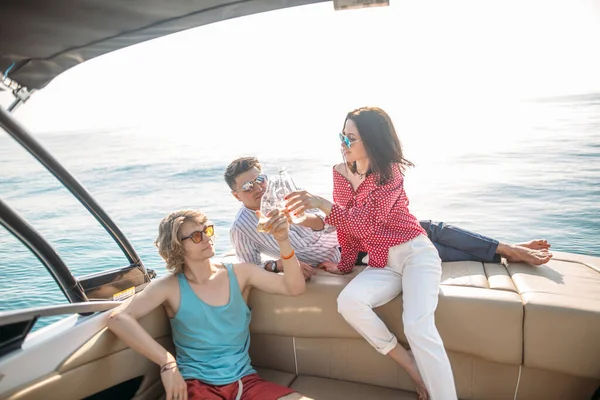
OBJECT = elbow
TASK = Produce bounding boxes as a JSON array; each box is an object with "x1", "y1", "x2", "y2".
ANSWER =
[
  {"x1": 287, "y1": 280, "x2": 306, "y2": 297},
  {"x1": 289, "y1": 286, "x2": 305, "y2": 297}
]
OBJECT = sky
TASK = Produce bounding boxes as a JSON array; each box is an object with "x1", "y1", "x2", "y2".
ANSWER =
[{"x1": 1, "y1": 0, "x2": 600, "y2": 135}]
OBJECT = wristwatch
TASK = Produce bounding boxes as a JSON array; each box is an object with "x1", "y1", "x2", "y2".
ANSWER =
[{"x1": 264, "y1": 260, "x2": 278, "y2": 273}]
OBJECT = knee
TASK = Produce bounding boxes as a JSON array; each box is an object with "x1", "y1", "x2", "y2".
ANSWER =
[
  {"x1": 403, "y1": 313, "x2": 435, "y2": 341},
  {"x1": 337, "y1": 290, "x2": 360, "y2": 318},
  {"x1": 403, "y1": 320, "x2": 420, "y2": 341}
]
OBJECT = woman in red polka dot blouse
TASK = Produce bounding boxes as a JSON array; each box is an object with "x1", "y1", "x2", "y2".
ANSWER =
[{"x1": 285, "y1": 107, "x2": 457, "y2": 400}]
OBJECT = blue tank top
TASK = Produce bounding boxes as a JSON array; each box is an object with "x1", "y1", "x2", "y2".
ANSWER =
[{"x1": 170, "y1": 263, "x2": 255, "y2": 384}]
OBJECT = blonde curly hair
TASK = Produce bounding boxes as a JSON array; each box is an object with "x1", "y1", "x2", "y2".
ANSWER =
[{"x1": 155, "y1": 209, "x2": 208, "y2": 274}]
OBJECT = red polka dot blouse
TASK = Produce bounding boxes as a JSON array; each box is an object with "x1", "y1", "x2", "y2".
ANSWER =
[{"x1": 324, "y1": 164, "x2": 426, "y2": 273}]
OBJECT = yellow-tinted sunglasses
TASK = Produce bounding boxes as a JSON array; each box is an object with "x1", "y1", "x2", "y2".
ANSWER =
[{"x1": 181, "y1": 225, "x2": 215, "y2": 243}]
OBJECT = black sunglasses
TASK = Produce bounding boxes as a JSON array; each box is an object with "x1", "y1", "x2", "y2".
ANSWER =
[{"x1": 181, "y1": 225, "x2": 215, "y2": 243}]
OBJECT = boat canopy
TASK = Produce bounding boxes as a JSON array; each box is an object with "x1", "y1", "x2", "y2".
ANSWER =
[{"x1": 0, "y1": 0, "x2": 327, "y2": 92}]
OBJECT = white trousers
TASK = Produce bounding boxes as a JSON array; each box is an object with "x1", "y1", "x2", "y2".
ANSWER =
[{"x1": 337, "y1": 235, "x2": 457, "y2": 400}]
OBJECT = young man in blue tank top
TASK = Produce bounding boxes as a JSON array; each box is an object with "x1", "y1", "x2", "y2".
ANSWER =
[{"x1": 107, "y1": 209, "x2": 312, "y2": 400}]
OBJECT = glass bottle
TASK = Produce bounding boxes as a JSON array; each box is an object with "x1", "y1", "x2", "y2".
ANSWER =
[
  {"x1": 279, "y1": 167, "x2": 307, "y2": 224},
  {"x1": 257, "y1": 175, "x2": 284, "y2": 232}
]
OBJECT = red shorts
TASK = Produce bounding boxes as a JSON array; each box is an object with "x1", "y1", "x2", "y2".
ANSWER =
[{"x1": 186, "y1": 373, "x2": 295, "y2": 400}]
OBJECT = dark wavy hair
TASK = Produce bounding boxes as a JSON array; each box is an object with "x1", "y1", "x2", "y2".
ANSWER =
[{"x1": 344, "y1": 107, "x2": 414, "y2": 185}]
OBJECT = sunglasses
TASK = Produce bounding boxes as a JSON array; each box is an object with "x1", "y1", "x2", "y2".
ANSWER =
[
  {"x1": 339, "y1": 132, "x2": 361, "y2": 149},
  {"x1": 239, "y1": 174, "x2": 268, "y2": 192},
  {"x1": 181, "y1": 225, "x2": 215, "y2": 243}
]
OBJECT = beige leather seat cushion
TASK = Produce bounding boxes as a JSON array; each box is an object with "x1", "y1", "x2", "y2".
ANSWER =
[
  {"x1": 249, "y1": 261, "x2": 524, "y2": 365},
  {"x1": 507, "y1": 251, "x2": 600, "y2": 379},
  {"x1": 254, "y1": 367, "x2": 296, "y2": 387},
  {"x1": 254, "y1": 368, "x2": 419, "y2": 400},
  {"x1": 290, "y1": 375, "x2": 418, "y2": 400},
  {"x1": 250, "y1": 254, "x2": 600, "y2": 379}
]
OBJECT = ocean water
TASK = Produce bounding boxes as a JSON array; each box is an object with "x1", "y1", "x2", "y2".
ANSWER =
[{"x1": 1, "y1": 93, "x2": 599, "y2": 329}]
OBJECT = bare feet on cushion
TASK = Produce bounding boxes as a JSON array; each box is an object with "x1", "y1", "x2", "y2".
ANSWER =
[
  {"x1": 516, "y1": 239, "x2": 551, "y2": 251},
  {"x1": 498, "y1": 243, "x2": 552, "y2": 265}
]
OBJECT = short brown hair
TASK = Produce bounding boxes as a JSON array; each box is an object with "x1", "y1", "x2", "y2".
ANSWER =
[
  {"x1": 154, "y1": 209, "x2": 208, "y2": 274},
  {"x1": 224, "y1": 156, "x2": 262, "y2": 190}
]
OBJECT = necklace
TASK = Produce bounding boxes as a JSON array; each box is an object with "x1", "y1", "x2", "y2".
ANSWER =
[
  {"x1": 356, "y1": 167, "x2": 367, "y2": 179},
  {"x1": 353, "y1": 162, "x2": 367, "y2": 179}
]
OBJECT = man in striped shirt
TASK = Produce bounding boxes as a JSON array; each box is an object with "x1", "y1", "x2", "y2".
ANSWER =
[
  {"x1": 225, "y1": 157, "x2": 337, "y2": 278},
  {"x1": 224, "y1": 157, "x2": 552, "y2": 278}
]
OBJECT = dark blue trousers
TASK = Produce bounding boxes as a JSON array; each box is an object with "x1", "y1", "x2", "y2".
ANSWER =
[
  {"x1": 419, "y1": 220, "x2": 501, "y2": 263},
  {"x1": 354, "y1": 220, "x2": 501, "y2": 265}
]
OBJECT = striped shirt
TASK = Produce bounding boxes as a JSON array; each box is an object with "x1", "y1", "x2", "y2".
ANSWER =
[{"x1": 230, "y1": 206, "x2": 341, "y2": 267}]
